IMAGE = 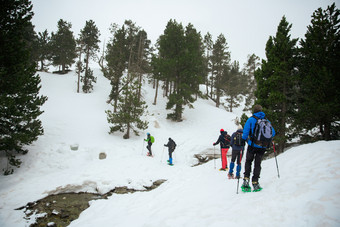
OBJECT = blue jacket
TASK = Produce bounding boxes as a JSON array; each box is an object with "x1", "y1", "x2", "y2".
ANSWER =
[
  {"x1": 242, "y1": 112, "x2": 276, "y2": 148},
  {"x1": 230, "y1": 129, "x2": 243, "y2": 151}
]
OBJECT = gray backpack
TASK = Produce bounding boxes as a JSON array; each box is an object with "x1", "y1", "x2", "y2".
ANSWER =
[{"x1": 252, "y1": 116, "x2": 273, "y2": 148}]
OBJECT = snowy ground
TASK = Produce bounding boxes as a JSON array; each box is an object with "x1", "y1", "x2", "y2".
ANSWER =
[{"x1": 0, "y1": 70, "x2": 340, "y2": 227}]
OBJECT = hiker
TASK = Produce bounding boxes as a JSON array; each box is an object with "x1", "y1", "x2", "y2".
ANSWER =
[
  {"x1": 228, "y1": 125, "x2": 244, "y2": 179},
  {"x1": 164, "y1": 138, "x2": 176, "y2": 165},
  {"x1": 241, "y1": 104, "x2": 275, "y2": 192},
  {"x1": 145, "y1": 133, "x2": 154, "y2": 156},
  {"x1": 213, "y1": 129, "x2": 231, "y2": 171}
]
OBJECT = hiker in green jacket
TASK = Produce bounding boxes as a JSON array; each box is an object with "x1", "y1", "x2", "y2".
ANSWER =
[{"x1": 145, "y1": 133, "x2": 154, "y2": 156}]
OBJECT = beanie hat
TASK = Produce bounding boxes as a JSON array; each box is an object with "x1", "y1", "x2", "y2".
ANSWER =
[
  {"x1": 237, "y1": 125, "x2": 243, "y2": 130},
  {"x1": 253, "y1": 104, "x2": 262, "y2": 113},
  {"x1": 220, "y1": 129, "x2": 224, "y2": 132}
]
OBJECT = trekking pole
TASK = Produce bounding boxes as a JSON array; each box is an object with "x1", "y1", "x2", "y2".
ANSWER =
[
  {"x1": 160, "y1": 146, "x2": 165, "y2": 163},
  {"x1": 213, "y1": 146, "x2": 216, "y2": 169},
  {"x1": 272, "y1": 141, "x2": 280, "y2": 178},
  {"x1": 141, "y1": 140, "x2": 145, "y2": 155},
  {"x1": 236, "y1": 147, "x2": 243, "y2": 194},
  {"x1": 174, "y1": 148, "x2": 177, "y2": 164}
]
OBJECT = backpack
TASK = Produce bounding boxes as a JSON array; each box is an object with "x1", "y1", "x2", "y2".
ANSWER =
[
  {"x1": 170, "y1": 140, "x2": 176, "y2": 151},
  {"x1": 252, "y1": 116, "x2": 273, "y2": 148},
  {"x1": 150, "y1": 136, "x2": 155, "y2": 143},
  {"x1": 223, "y1": 131, "x2": 231, "y2": 146},
  {"x1": 234, "y1": 132, "x2": 243, "y2": 146}
]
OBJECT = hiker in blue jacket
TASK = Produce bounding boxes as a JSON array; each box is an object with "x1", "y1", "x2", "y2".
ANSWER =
[{"x1": 241, "y1": 105, "x2": 275, "y2": 192}]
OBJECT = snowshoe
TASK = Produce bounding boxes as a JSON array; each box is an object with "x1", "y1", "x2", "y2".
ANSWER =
[
  {"x1": 227, "y1": 173, "x2": 234, "y2": 179},
  {"x1": 241, "y1": 178, "x2": 251, "y2": 192},
  {"x1": 252, "y1": 182, "x2": 263, "y2": 192}
]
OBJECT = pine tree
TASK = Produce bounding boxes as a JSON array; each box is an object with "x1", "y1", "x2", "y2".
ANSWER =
[
  {"x1": 105, "y1": 20, "x2": 150, "y2": 138},
  {"x1": 255, "y1": 16, "x2": 298, "y2": 153},
  {"x1": 78, "y1": 20, "x2": 100, "y2": 93},
  {"x1": 103, "y1": 23, "x2": 129, "y2": 112},
  {"x1": 150, "y1": 51, "x2": 162, "y2": 105},
  {"x1": 223, "y1": 61, "x2": 243, "y2": 112},
  {"x1": 36, "y1": 29, "x2": 51, "y2": 71},
  {"x1": 0, "y1": 0, "x2": 47, "y2": 174},
  {"x1": 243, "y1": 54, "x2": 260, "y2": 111},
  {"x1": 203, "y1": 32, "x2": 213, "y2": 96},
  {"x1": 158, "y1": 20, "x2": 205, "y2": 121},
  {"x1": 106, "y1": 77, "x2": 148, "y2": 139},
  {"x1": 50, "y1": 19, "x2": 77, "y2": 74},
  {"x1": 297, "y1": 3, "x2": 340, "y2": 141},
  {"x1": 211, "y1": 34, "x2": 230, "y2": 107}
]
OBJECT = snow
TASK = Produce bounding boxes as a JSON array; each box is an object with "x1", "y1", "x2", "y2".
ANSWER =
[{"x1": 0, "y1": 70, "x2": 340, "y2": 227}]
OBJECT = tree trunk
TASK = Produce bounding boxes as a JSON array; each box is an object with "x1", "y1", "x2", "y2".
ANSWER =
[
  {"x1": 324, "y1": 121, "x2": 331, "y2": 141},
  {"x1": 216, "y1": 89, "x2": 220, "y2": 107},
  {"x1": 175, "y1": 103, "x2": 182, "y2": 121},
  {"x1": 153, "y1": 79, "x2": 159, "y2": 105},
  {"x1": 40, "y1": 60, "x2": 44, "y2": 71},
  {"x1": 62, "y1": 64, "x2": 65, "y2": 74},
  {"x1": 77, "y1": 51, "x2": 82, "y2": 93},
  {"x1": 210, "y1": 71, "x2": 214, "y2": 99},
  {"x1": 165, "y1": 80, "x2": 169, "y2": 97},
  {"x1": 84, "y1": 48, "x2": 90, "y2": 92},
  {"x1": 137, "y1": 34, "x2": 144, "y2": 103},
  {"x1": 125, "y1": 122, "x2": 130, "y2": 139}
]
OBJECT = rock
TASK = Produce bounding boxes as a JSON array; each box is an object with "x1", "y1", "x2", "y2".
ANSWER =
[
  {"x1": 99, "y1": 152, "x2": 107, "y2": 160},
  {"x1": 70, "y1": 144, "x2": 79, "y2": 151},
  {"x1": 51, "y1": 209, "x2": 59, "y2": 215}
]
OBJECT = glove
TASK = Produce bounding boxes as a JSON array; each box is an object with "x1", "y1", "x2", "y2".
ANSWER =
[
  {"x1": 213, "y1": 143, "x2": 216, "y2": 146},
  {"x1": 164, "y1": 144, "x2": 166, "y2": 146}
]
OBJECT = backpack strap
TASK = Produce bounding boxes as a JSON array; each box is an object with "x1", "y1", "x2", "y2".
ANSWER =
[{"x1": 250, "y1": 115, "x2": 260, "y2": 148}]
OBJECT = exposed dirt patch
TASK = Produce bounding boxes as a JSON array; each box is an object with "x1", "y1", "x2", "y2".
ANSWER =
[{"x1": 17, "y1": 179, "x2": 166, "y2": 227}]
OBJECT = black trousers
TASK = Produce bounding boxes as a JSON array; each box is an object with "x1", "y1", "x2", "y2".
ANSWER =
[
  {"x1": 244, "y1": 146, "x2": 266, "y2": 183},
  {"x1": 168, "y1": 149, "x2": 174, "y2": 159},
  {"x1": 231, "y1": 149, "x2": 242, "y2": 165},
  {"x1": 146, "y1": 142, "x2": 152, "y2": 155}
]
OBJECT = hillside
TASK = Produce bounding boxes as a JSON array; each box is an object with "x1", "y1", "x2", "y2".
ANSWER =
[{"x1": 0, "y1": 70, "x2": 339, "y2": 227}]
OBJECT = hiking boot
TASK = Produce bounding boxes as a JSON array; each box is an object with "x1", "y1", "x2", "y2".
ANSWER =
[
  {"x1": 219, "y1": 168, "x2": 226, "y2": 171},
  {"x1": 241, "y1": 178, "x2": 251, "y2": 192},
  {"x1": 235, "y1": 175, "x2": 240, "y2": 179},
  {"x1": 227, "y1": 173, "x2": 234, "y2": 179},
  {"x1": 252, "y1": 182, "x2": 263, "y2": 192}
]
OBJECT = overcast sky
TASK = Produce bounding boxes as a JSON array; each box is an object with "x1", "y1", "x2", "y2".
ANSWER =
[{"x1": 30, "y1": 0, "x2": 337, "y2": 67}]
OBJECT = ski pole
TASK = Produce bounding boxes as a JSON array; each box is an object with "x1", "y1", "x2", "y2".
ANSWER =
[{"x1": 272, "y1": 141, "x2": 280, "y2": 178}]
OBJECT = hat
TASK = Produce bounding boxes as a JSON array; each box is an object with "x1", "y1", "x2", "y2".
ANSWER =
[
  {"x1": 220, "y1": 129, "x2": 224, "y2": 132},
  {"x1": 237, "y1": 125, "x2": 243, "y2": 130},
  {"x1": 147, "y1": 132, "x2": 150, "y2": 136},
  {"x1": 253, "y1": 104, "x2": 262, "y2": 113}
]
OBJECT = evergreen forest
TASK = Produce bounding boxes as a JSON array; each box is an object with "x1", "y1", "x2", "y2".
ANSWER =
[{"x1": 0, "y1": 0, "x2": 339, "y2": 174}]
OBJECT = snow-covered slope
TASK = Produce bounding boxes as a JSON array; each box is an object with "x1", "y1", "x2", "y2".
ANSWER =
[{"x1": 0, "y1": 70, "x2": 339, "y2": 227}]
